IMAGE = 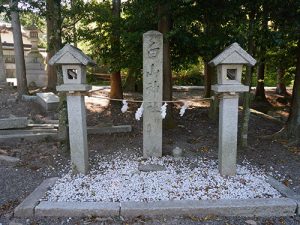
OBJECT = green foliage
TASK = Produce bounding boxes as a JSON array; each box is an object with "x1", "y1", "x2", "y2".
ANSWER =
[
  {"x1": 8, "y1": 0, "x2": 300, "y2": 89},
  {"x1": 173, "y1": 69, "x2": 204, "y2": 86},
  {"x1": 173, "y1": 59, "x2": 204, "y2": 86}
]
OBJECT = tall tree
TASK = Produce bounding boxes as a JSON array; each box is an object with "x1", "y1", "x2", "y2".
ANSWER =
[
  {"x1": 46, "y1": 0, "x2": 62, "y2": 90},
  {"x1": 254, "y1": 3, "x2": 269, "y2": 102},
  {"x1": 158, "y1": 1, "x2": 175, "y2": 128},
  {"x1": 286, "y1": 40, "x2": 300, "y2": 139},
  {"x1": 110, "y1": 0, "x2": 123, "y2": 100},
  {"x1": 240, "y1": 5, "x2": 257, "y2": 148},
  {"x1": 10, "y1": 0, "x2": 28, "y2": 96},
  {"x1": 270, "y1": 0, "x2": 300, "y2": 141}
]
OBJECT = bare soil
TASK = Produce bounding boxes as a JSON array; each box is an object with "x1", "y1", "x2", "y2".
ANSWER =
[{"x1": 0, "y1": 85, "x2": 299, "y2": 225}]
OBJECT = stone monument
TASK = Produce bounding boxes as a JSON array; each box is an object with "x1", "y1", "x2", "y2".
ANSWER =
[
  {"x1": 209, "y1": 42, "x2": 256, "y2": 176},
  {"x1": 49, "y1": 44, "x2": 95, "y2": 174},
  {"x1": 143, "y1": 31, "x2": 163, "y2": 158},
  {"x1": 0, "y1": 26, "x2": 6, "y2": 83},
  {"x1": 25, "y1": 25, "x2": 47, "y2": 87}
]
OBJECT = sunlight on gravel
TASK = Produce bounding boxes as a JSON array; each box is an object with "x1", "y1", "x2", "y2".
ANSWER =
[{"x1": 45, "y1": 149, "x2": 281, "y2": 202}]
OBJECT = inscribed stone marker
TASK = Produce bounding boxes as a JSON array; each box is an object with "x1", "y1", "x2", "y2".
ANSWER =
[{"x1": 143, "y1": 31, "x2": 163, "y2": 158}]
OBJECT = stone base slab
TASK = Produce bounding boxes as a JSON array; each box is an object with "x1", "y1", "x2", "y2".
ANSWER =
[
  {"x1": 87, "y1": 125, "x2": 132, "y2": 135},
  {"x1": 0, "y1": 133, "x2": 59, "y2": 143},
  {"x1": 0, "y1": 117, "x2": 28, "y2": 130}
]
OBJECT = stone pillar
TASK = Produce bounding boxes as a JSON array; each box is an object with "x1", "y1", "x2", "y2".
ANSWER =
[
  {"x1": 0, "y1": 31, "x2": 6, "y2": 82},
  {"x1": 218, "y1": 93, "x2": 239, "y2": 176},
  {"x1": 67, "y1": 94, "x2": 88, "y2": 174},
  {"x1": 143, "y1": 31, "x2": 163, "y2": 158}
]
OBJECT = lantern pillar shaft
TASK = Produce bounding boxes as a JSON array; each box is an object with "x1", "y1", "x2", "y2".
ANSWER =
[
  {"x1": 67, "y1": 94, "x2": 89, "y2": 174},
  {"x1": 218, "y1": 93, "x2": 239, "y2": 176}
]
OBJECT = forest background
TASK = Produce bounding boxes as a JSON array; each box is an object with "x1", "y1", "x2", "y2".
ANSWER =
[{"x1": 0, "y1": 0, "x2": 300, "y2": 148}]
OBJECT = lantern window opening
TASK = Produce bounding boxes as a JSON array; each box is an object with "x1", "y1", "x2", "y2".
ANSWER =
[
  {"x1": 67, "y1": 69, "x2": 78, "y2": 80},
  {"x1": 226, "y1": 69, "x2": 237, "y2": 80}
]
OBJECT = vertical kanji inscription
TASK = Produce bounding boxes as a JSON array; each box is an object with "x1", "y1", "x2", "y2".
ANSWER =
[{"x1": 143, "y1": 31, "x2": 163, "y2": 158}]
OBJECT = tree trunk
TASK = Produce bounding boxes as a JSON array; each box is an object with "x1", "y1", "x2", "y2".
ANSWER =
[
  {"x1": 10, "y1": 0, "x2": 28, "y2": 96},
  {"x1": 286, "y1": 40, "x2": 300, "y2": 139},
  {"x1": 254, "y1": 6, "x2": 268, "y2": 102},
  {"x1": 110, "y1": 0, "x2": 123, "y2": 100},
  {"x1": 240, "y1": 66, "x2": 253, "y2": 147},
  {"x1": 158, "y1": 2, "x2": 175, "y2": 129},
  {"x1": 71, "y1": 0, "x2": 77, "y2": 47},
  {"x1": 46, "y1": 0, "x2": 68, "y2": 151},
  {"x1": 204, "y1": 61, "x2": 213, "y2": 98},
  {"x1": 275, "y1": 67, "x2": 287, "y2": 96},
  {"x1": 240, "y1": 10, "x2": 255, "y2": 148},
  {"x1": 0, "y1": 30, "x2": 6, "y2": 82},
  {"x1": 123, "y1": 68, "x2": 140, "y2": 92},
  {"x1": 46, "y1": 0, "x2": 62, "y2": 91},
  {"x1": 254, "y1": 61, "x2": 267, "y2": 101},
  {"x1": 208, "y1": 67, "x2": 218, "y2": 121}
]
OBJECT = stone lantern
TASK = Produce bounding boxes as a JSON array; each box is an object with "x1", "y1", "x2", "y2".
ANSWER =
[
  {"x1": 209, "y1": 42, "x2": 256, "y2": 176},
  {"x1": 49, "y1": 44, "x2": 95, "y2": 174},
  {"x1": 25, "y1": 24, "x2": 47, "y2": 87}
]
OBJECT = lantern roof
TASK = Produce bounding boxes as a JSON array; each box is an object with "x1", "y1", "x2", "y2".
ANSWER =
[
  {"x1": 209, "y1": 42, "x2": 256, "y2": 66},
  {"x1": 49, "y1": 44, "x2": 96, "y2": 66}
]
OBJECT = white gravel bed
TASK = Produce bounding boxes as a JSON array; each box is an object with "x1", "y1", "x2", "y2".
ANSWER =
[{"x1": 45, "y1": 150, "x2": 282, "y2": 202}]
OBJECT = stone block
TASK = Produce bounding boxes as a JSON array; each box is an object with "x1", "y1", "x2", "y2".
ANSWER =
[
  {"x1": 36, "y1": 92, "x2": 59, "y2": 111},
  {"x1": 138, "y1": 164, "x2": 166, "y2": 172},
  {"x1": 35, "y1": 201, "x2": 120, "y2": 217},
  {"x1": 0, "y1": 155, "x2": 20, "y2": 163},
  {"x1": 0, "y1": 117, "x2": 28, "y2": 130},
  {"x1": 87, "y1": 125, "x2": 132, "y2": 135},
  {"x1": 120, "y1": 198, "x2": 297, "y2": 217},
  {"x1": 14, "y1": 177, "x2": 58, "y2": 217},
  {"x1": 22, "y1": 95, "x2": 38, "y2": 102}
]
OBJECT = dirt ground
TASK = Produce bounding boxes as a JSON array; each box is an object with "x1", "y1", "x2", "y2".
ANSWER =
[{"x1": 0, "y1": 84, "x2": 300, "y2": 225}]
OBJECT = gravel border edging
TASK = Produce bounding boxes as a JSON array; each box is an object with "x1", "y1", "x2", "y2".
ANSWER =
[
  {"x1": 13, "y1": 177, "x2": 298, "y2": 218},
  {"x1": 267, "y1": 176, "x2": 300, "y2": 215},
  {"x1": 14, "y1": 177, "x2": 59, "y2": 217}
]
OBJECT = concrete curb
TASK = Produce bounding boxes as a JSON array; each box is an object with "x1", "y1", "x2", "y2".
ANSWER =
[
  {"x1": 35, "y1": 201, "x2": 120, "y2": 217},
  {"x1": 14, "y1": 177, "x2": 59, "y2": 217},
  {"x1": 268, "y1": 176, "x2": 300, "y2": 215},
  {"x1": 120, "y1": 198, "x2": 296, "y2": 217},
  {"x1": 14, "y1": 177, "x2": 298, "y2": 218}
]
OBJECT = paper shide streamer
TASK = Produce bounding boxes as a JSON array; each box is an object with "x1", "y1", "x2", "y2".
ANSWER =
[
  {"x1": 121, "y1": 100, "x2": 128, "y2": 113},
  {"x1": 135, "y1": 103, "x2": 144, "y2": 120},
  {"x1": 160, "y1": 102, "x2": 168, "y2": 119},
  {"x1": 179, "y1": 102, "x2": 189, "y2": 117}
]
